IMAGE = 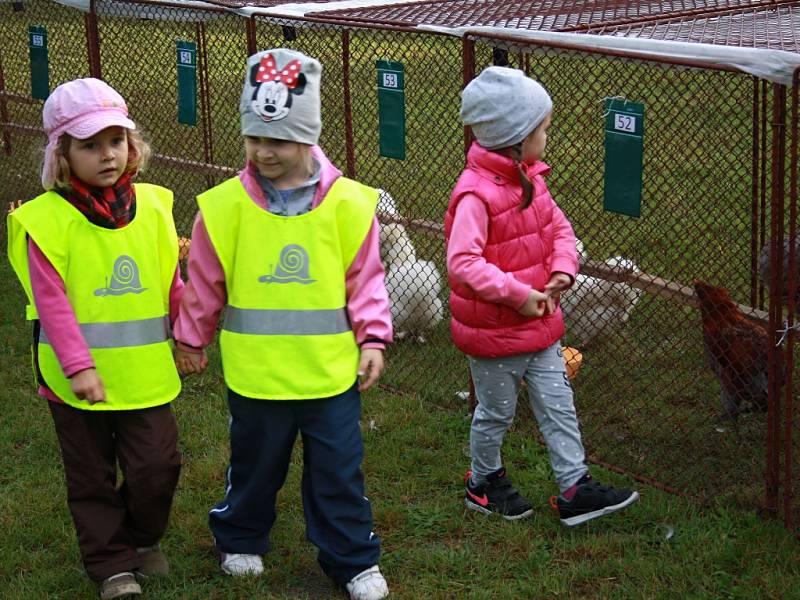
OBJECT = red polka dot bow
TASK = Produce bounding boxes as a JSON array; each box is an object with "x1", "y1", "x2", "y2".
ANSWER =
[{"x1": 255, "y1": 54, "x2": 303, "y2": 88}]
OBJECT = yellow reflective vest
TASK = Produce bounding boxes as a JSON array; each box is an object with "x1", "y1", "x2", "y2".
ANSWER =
[
  {"x1": 7, "y1": 184, "x2": 181, "y2": 410},
  {"x1": 198, "y1": 176, "x2": 378, "y2": 400}
]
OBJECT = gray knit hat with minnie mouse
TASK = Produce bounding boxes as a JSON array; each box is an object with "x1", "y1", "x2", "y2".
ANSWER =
[
  {"x1": 240, "y1": 48, "x2": 322, "y2": 145},
  {"x1": 461, "y1": 66, "x2": 552, "y2": 150}
]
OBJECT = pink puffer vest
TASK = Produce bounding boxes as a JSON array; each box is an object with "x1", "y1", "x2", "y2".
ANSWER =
[{"x1": 445, "y1": 142, "x2": 572, "y2": 358}]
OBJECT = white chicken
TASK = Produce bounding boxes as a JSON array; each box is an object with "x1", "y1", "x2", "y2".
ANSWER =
[
  {"x1": 377, "y1": 190, "x2": 444, "y2": 342},
  {"x1": 560, "y1": 239, "x2": 642, "y2": 347}
]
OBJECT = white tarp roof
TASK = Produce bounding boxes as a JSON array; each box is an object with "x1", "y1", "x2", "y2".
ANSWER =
[
  {"x1": 420, "y1": 25, "x2": 800, "y2": 86},
  {"x1": 49, "y1": 0, "x2": 800, "y2": 84},
  {"x1": 229, "y1": 0, "x2": 432, "y2": 18}
]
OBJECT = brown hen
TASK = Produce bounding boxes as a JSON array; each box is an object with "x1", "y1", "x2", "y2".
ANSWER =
[{"x1": 694, "y1": 280, "x2": 779, "y2": 419}]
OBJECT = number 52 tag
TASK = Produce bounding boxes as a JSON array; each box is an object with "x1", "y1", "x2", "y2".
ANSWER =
[{"x1": 604, "y1": 98, "x2": 644, "y2": 218}]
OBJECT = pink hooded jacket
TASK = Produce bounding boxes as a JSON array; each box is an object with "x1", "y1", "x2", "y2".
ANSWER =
[{"x1": 445, "y1": 142, "x2": 578, "y2": 358}]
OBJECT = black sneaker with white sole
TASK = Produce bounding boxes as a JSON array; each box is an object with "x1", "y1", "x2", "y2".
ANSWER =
[
  {"x1": 464, "y1": 467, "x2": 534, "y2": 521},
  {"x1": 551, "y1": 476, "x2": 639, "y2": 527}
]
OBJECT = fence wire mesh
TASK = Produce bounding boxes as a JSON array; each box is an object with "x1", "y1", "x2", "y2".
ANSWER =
[{"x1": 0, "y1": 0, "x2": 797, "y2": 536}]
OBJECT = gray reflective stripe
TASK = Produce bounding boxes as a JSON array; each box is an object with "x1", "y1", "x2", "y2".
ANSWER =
[
  {"x1": 223, "y1": 306, "x2": 351, "y2": 336},
  {"x1": 39, "y1": 316, "x2": 170, "y2": 348}
]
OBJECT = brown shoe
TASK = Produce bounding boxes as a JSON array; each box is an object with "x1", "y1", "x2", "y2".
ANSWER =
[
  {"x1": 136, "y1": 544, "x2": 169, "y2": 576},
  {"x1": 100, "y1": 572, "x2": 141, "y2": 599}
]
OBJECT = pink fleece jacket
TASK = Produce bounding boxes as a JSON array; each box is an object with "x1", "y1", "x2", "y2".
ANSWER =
[
  {"x1": 173, "y1": 145, "x2": 392, "y2": 352},
  {"x1": 28, "y1": 239, "x2": 184, "y2": 403}
]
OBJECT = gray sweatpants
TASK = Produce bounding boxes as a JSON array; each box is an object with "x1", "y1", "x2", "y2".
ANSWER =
[{"x1": 469, "y1": 342, "x2": 587, "y2": 492}]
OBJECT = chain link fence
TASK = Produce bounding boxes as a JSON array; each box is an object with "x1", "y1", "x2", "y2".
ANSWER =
[{"x1": 0, "y1": 0, "x2": 797, "y2": 535}]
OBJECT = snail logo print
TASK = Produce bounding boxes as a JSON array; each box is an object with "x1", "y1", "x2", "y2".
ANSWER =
[
  {"x1": 94, "y1": 255, "x2": 147, "y2": 296},
  {"x1": 259, "y1": 244, "x2": 316, "y2": 285}
]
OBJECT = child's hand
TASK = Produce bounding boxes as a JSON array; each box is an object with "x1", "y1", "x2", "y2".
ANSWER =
[
  {"x1": 357, "y1": 348, "x2": 384, "y2": 392},
  {"x1": 544, "y1": 272, "x2": 572, "y2": 315},
  {"x1": 174, "y1": 346, "x2": 208, "y2": 376},
  {"x1": 519, "y1": 289, "x2": 548, "y2": 317},
  {"x1": 70, "y1": 368, "x2": 106, "y2": 404}
]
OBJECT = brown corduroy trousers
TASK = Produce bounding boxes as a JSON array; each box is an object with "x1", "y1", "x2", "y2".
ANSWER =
[{"x1": 48, "y1": 401, "x2": 181, "y2": 582}]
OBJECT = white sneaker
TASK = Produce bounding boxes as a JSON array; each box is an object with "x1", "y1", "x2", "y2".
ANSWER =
[
  {"x1": 346, "y1": 566, "x2": 389, "y2": 600},
  {"x1": 219, "y1": 552, "x2": 264, "y2": 576}
]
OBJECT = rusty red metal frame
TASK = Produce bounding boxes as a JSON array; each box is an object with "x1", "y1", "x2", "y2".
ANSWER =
[
  {"x1": 64, "y1": 0, "x2": 792, "y2": 78},
  {"x1": 342, "y1": 29, "x2": 356, "y2": 178},
  {"x1": 0, "y1": 90, "x2": 39, "y2": 104},
  {"x1": 3, "y1": 122, "x2": 43, "y2": 136},
  {"x1": 91, "y1": 0, "x2": 230, "y2": 13},
  {"x1": 760, "y1": 81, "x2": 769, "y2": 310},
  {"x1": 153, "y1": 153, "x2": 237, "y2": 176},
  {"x1": 0, "y1": 48, "x2": 12, "y2": 155},
  {"x1": 246, "y1": 15, "x2": 258, "y2": 56},
  {"x1": 86, "y1": 0, "x2": 101, "y2": 78},
  {"x1": 751, "y1": 77, "x2": 760, "y2": 308},
  {"x1": 585, "y1": 453, "x2": 710, "y2": 505},
  {"x1": 241, "y1": 8, "x2": 768, "y2": 78},
  {"x1": 786, "y1": 67, "x2": 799, "y2": 534},
  {"x1": 461, "y1": 36, "x2": 475, "y2": 156},
  {"x1": 196, "y1": 21, "x2": 216, "y2": 189},
  {"x1": 462, "y1": 29, "x2": 744, "y2": 75},
  {"x1": 766, "y1": 81, "x2": 788, "y2": 519}
]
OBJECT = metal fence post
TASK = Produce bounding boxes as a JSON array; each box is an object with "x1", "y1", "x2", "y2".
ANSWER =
[
  {"x1": 0, "y1": 49, "x2": 12, "y2": 155},
  {"x1": 246, "y1": 16, "x2": 257, "y2": 57},
  {"x1": 342, "y1": 29, "x2": 355, "y2": 178},
  {"x1": 85, "y1": 0, "x2": 101, "y2": 78},
  {"x1": 784, "y1": 68, "x2": 798, "y2": 534},
  {"x1": 766, "y1": 82, "x2": 787, "y2": 519},
  {"x1": 751, "y1": 77, "x2": 760, "y2": 309},
  {"x1": 760, "y1": 80, "x2": 769, "y2": 310},
  {"x1": 196, "y1": 21, "x2": 215, "y2": 190},
  {"x1": 461, "y1": 36, "x2": 475, "y2": 158}
]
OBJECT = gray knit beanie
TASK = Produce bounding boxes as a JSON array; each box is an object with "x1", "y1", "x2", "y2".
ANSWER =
[
  {"x1": 461, "y1": 66, "x2": 552, "y2": 150},
  {"x1": 240, "y1": 48, "x2": 322, "y2": 145}
]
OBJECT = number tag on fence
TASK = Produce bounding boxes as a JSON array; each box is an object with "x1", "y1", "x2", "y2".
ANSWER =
[
  {"x1": 604, "y1": 98, "x2": 644, "y2": 217},
  {"x1": 28, "y1": 25, "x2": 49, "y2": 100},
  {"x1": 176, "y1": 41, "x2": 197, "y2": 125},
  {"x1": 376, "y1": 60, "x2": 405, "y2": 160}
]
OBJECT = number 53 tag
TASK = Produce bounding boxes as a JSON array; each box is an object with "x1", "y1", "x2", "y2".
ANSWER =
[{"x1": 604, "y1": 98, "x2": 644, "y2": 218}]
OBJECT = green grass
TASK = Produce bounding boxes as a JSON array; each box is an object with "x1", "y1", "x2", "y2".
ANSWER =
[
  {"x1": 1, "y1": 0, "x2": 798, "y2": 558},
  {"x1": 1, "y1": 256, "x2": 799, "y2": 599}
]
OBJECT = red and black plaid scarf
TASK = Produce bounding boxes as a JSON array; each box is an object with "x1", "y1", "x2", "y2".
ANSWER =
[{"x1": 64, "y1": 172, "x2": 136, "y2": 229}]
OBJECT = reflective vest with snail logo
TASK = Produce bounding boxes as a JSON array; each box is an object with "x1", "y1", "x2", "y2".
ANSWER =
[
  {"x1": 7, "y1": 184, "x2": 181, "y2": 410},
  {"x1": 198, "y1": 175, "x2": 378, "y2": 400}
]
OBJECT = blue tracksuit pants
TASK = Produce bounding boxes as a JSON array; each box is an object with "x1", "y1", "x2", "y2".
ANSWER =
[{"x1": 209, "y1": 383, "x2": 380, "y2": 585}]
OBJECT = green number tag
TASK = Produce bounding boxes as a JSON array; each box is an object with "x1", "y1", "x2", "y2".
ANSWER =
[
  {"x1": 176, "y1": 41, "x2": 197, "y2": 126},
  {"x1": 28, "y1": 25, "x2": 49, "y2": 100},
  {"x1": 376, "y1": 60, "x2": 405, "y2": 160},
  {"x1": 603, "y1": 98, "x2": 644, "y2": 218}
]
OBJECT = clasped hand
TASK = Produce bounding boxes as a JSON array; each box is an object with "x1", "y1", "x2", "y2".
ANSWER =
[
  {"x1": 519, "y1": 272, "x2": 572, "y2": 317},
  {"x1": 174, "y1": 346, "x2": 209, "y2": 376}
]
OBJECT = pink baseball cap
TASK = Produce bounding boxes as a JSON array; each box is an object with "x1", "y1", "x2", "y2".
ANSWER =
[{"x1": 41, "y1": 78, "x2": 136, "y2": 188}]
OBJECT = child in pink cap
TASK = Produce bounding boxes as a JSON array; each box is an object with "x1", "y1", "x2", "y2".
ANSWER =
[{"x1": 7, "y1": 78, "x2": 186, "y2": 599}]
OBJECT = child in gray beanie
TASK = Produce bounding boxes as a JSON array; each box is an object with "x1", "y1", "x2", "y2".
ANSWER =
[
  {"x1": 460, "y1": 65, "x2": 552, "y2": 151},
  {"x1": 445, "y1": 66, "x2": 639, "y2": 526},
  {"x1": 174, "y1": 48, "x2": 391, "y2": 600}
]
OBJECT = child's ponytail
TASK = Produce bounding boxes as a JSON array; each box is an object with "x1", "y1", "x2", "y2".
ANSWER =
[{"x1": 510, "y1": 144, "x2": 535, "y2": 210}]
